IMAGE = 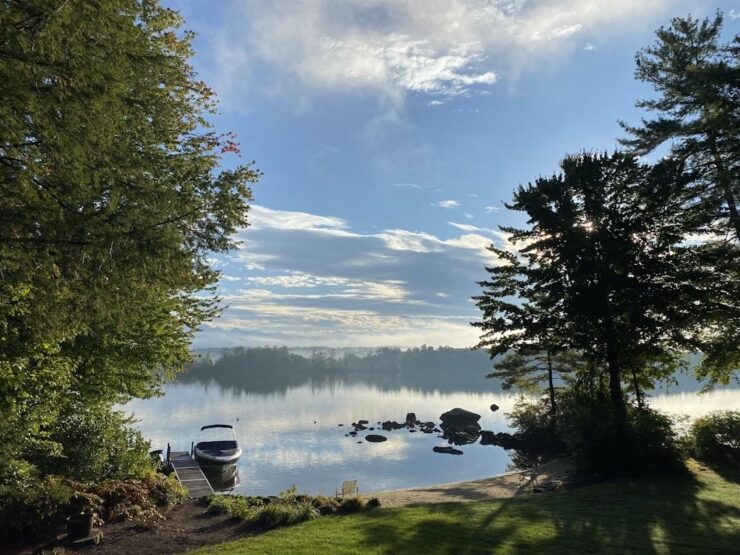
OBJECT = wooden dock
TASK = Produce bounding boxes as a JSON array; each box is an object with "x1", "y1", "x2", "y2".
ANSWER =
[{"x1": 168, "y1": 450, "x2": 214, "y2": 498}]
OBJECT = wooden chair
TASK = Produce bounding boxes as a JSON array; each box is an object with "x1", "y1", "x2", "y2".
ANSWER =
[{"x1": 336, "y1": 480, "x2": 359, "y2": 497}]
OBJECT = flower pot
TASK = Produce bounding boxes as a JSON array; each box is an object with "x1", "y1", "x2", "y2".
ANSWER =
[{"x1": 67, "y1": 513, "x2": 94, "y2": 541}]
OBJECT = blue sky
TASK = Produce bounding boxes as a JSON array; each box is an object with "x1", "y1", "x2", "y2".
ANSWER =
[{"x1": 168, "y1": 0, "x2": 739, "y2": 349}]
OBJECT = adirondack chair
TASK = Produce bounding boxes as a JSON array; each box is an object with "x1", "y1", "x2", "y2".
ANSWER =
[{"x1": 336, "y1": 480, "x2": 359, "y2": 497}]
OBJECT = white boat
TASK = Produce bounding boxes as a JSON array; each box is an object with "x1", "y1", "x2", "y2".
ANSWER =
[{"x1": 193, "y1": 424, "x2": 242, "y2": 466}]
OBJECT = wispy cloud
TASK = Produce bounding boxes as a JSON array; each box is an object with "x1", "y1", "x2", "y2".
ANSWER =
[
  {"x1": 484, "y1": 205, "x2": 500, "y2": 214},
  {"x1": 433, "y1": 199, "x2": 460, "y2": 208},
  {"x1": 205, "y1": 0, "x2": 683, "y2": 112},
  {"x1": 201, "y1": 204, "x2": 507, "y2": 348}
]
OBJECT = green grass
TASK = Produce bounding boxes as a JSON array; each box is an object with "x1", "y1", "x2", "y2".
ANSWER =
[{"x1": 195, "y1": 460, "x2": 740, "y2": 555}]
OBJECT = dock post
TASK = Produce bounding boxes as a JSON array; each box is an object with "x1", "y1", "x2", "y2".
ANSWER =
[{"x1": 166, "y1": 442, "x2": 171, "y2": 463}]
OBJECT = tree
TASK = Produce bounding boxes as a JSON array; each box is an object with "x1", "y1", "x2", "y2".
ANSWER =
[
  {"x1": 0, "y1": 0, "x2": 258, "y2": 480},
  {"x1": 484, "y1": 349, "x2": 578, "y2": 418},
  {"x1": 620, "y1": 12, "x2": 740, "y2": 240},
  {"x1": 476, "y1": 152, "x2": 698, "y2": 420},
  {"x1": 620, "y1": 13, "x2": 740, "y2": 385}
]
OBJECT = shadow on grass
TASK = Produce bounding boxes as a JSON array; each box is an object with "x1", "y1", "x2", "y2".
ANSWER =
[{"x1": 350, "y1": 469, "x2": 740, "y2": 554}]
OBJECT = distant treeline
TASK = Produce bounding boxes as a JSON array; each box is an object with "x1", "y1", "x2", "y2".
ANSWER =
[
  {"x1": 180, "y1": 347, "x2": 715, "y2": 396},
  {"x1": 181, "y1": 346, "x2": 504, "y2": 394}
]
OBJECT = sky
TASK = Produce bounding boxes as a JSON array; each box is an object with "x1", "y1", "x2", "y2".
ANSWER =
[{"x1": 166, "y1": 0, "x2": 740, "y2": 349}]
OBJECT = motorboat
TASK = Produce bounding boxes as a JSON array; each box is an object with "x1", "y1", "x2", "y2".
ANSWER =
[{"x1": 193, "y1": 424, "x2": 242, "y2": 466}]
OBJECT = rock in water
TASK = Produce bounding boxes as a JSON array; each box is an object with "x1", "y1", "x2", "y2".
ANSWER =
[
  {"x1": 405, "y1": 412, "x2": 417, "y2": 424},
  {"x1": 490, "y1": 404, "x2": 499, "y2": 412},
  {"x1": 479, "y1": 430, "x2": 496, "y2": 445},
  {"x1": 433, "y1": 446, "x2": 463, "y2": 455},
  {"x1": 365, "y1": 434, "x2": 388, "y2": 443},
  {"x1": 439, "y1": 408, "x2": 481, "y2": 426}
]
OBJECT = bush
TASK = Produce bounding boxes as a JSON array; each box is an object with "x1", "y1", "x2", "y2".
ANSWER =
[
  {"x1": 688, "y1": 411, "x2": 740, "y2": 465},
  {"x1": 336, "y1": 496, "x2": 366, "y2": 515},
  {"x1": 35, "y1": 402, "x2": 153, "y2": 483},
  {"x1": 0, "y1": 471, "x2": 186, "y2": 542},
  {"x1": 506, "y1": 391, "x2": 683, "y2": 476},
  {"x1": 206, "y1": 490, "x2": 373, "y2": 531}
]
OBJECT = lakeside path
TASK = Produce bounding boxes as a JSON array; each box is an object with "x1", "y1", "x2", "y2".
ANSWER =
[{"x1": 370, "y1": 458, "x2": 574, "y2": 508}]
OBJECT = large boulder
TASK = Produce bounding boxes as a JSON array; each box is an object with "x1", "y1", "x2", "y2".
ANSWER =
[
  {"x1": 405, "y1": 412, "x2": 417, "y2": 425},
  {"x1": 479, "y1": 430, "x2": 496, "y2": 445},
  {"x1": 439, "y1": 408, "x2": 481, "y2": 426},
  {"x1": 490, "y1": 404, "x2": 499, "y2": 412}
]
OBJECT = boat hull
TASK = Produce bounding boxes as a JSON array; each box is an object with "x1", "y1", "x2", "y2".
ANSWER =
[{"x1": 194, "y1": 446, "x2": 242, "y2": 466}]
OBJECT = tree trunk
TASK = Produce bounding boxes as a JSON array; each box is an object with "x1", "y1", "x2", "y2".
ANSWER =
[
  {"x1": 605, "y1": 339, "x2": 626, "y2": 423},
  {"x1": 708, "y1": 135, "x2": 740, "y2": 240},
  {"x1": 631, "y1": 368, "x2": 643, "y2": 409},
  {"x1": 547, "y1": 350, "x2": 557, "y2": 417}
]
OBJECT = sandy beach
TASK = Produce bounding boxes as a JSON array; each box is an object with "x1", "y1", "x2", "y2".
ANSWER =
[{"x1": 371, "y1": 458, "x2": 573, "y2": 508}]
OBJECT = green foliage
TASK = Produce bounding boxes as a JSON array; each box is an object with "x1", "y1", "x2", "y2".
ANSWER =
[
  {"x1": 34, "y1": 402, "x2": 152, "y2": 482},
  {"x1": 620, "y1": 12, "x2": 740, "y2": 240},
  {"x1": 206, "y1": 491, "x2": 371, "y2": 531},
  {"x1": 620, "y1": 12, "x2": 740, "y2": 386},
  {"x1": 688, "y1": 410, "x2": 740, "y2": 465},
  {"x1": 0, "y1": 471, "x2": 183, "y2": 540},
  {"x1": 507, "y1": 392, "x2": 683, "y2": 476},
  {"x1": 475, "y1": 152, "x2": 699, "y2": 417},
  {"x1": 0, "y1": 0, "x2": 257, "y2": 485}
]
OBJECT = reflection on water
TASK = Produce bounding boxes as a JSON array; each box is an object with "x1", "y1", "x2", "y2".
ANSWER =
[{"x1": 123, "y1": 378, "x2": 739, "y2": 497}]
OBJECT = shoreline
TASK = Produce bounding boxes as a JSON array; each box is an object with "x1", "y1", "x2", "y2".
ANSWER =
[{"x1": 369, "y1": 457, "x2": 573, "y2": 508}]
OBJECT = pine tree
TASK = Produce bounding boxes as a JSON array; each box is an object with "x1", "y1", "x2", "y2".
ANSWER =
[{"x1": 620, "y1": 12, "x2": 740, "y2": 240}]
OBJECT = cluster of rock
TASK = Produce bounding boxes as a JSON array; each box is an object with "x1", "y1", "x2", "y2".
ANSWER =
[{"x1": 339, "y1": 405, "x2": 530, "y2": 456}]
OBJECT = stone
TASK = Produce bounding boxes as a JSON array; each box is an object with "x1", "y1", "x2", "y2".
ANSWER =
[
  {"x1": 433, "y1": 446, "x2": 463, "y2": 455},
  {"x1": 365, "y1": 434, "x2": 387, "y2": 443},
  {"x1": 381, "y1": 421, "x2": 394, "y2": 431},
  {"x1": 439, "y1": 408, "x2": 481, "y2": 426},
  {"x1": 358, "y1": 419, "x2": 369, "y2": 425},
  {"x1": 405, "y1": 412, "x2": 417, "y2": 424},
  {"x1": 490, "y1": 404, "x2": 499, "y2": 412},
  {"x1": 479, "y1": 430, "x2": 496, "y2": 445},
  {"x1": 338, "y1": 424, "x2": 344, "y2": 427}
]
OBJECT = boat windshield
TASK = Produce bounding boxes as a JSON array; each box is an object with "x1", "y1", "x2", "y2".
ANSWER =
[{"x1": 198, "y1": 425, "x2": 237, "y2": 444}]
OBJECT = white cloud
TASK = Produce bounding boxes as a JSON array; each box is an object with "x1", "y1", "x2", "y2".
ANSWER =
[
  {"x1": 249, "y1": 205, "x2": 349, "y2": 232},
  {"x1": 583, "y1": 42, "x2": 596, "y2": 51},
  {"x1": 198, "y1": 204, "x2": 510, "y2": 348},
  {"x1": 207, "y1": 0, "x2": 684, "y2": 111},
  {"x1": 392, "y1": 182, "x2": 425, "y2": 189},
  {"x1": 448, "y1": 221, "x2": 481, "y2": 233},
  {"x1": 484, "y1": 205, "x2": 500, "y2": 213},
  {"x1": 433, "y1": 199, "x2": 460, "y2": 208}
]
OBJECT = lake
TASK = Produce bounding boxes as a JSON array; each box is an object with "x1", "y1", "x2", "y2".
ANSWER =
[{"x1": 123, "y1": 376, "x2": 739, "y2": 497}]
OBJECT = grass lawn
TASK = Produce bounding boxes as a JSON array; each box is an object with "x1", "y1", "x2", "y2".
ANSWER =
[{"x1": 195, "y1": 460, "x2": 740, "y2": 554}]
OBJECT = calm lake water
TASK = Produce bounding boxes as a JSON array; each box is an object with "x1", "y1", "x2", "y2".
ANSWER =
[{"x1": 123, "y1": 378, "x2": 740, "y2": 497}]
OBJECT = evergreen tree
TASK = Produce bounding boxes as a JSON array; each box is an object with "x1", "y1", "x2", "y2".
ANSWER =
[
  {"x1": 476, "y1": 152, "x2": 697, "y2": 419},
  {"x1": 620, "y1": 12, "x2": 740, "y2": 240},
  {"x1": 620, "y1": 13, "x2": 740, "y2": 384}
]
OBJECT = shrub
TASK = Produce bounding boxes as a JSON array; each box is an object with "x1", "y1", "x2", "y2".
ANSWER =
[
  {"x1": 35, "y1": 402, "x2": 153, "y2": 483},
  {"x1": 689, "y1": 411, "x2": 740, "y2": 465},
  {"x1": 336, "y1": 496, "x2": 366, "y2": 514},
  {"x1": 506, "y1": 391, "x2": 683, "y2": 476},
  {"x1": 366, "y1": 497, "x2": 382, "y2": 509}
]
